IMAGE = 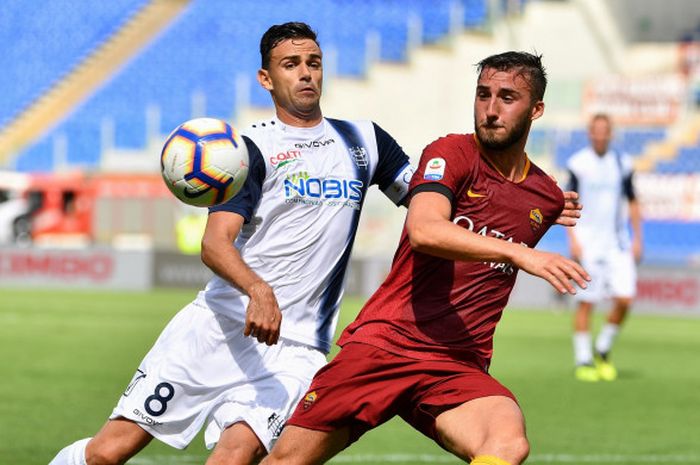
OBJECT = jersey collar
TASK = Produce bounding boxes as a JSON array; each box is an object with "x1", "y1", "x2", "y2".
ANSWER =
[{"x1": 472, "y1": 134, "x2": 531, "y2": 183}]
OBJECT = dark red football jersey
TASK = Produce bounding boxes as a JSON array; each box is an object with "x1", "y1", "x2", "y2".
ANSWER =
[{"x1": 339, "y1": 134, "x2": 564, "y2": 371}]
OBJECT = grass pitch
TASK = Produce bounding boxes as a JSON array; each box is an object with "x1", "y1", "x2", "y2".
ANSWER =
[{"x1": 1, "y1": 288, "x2": 698, "y2": 465}]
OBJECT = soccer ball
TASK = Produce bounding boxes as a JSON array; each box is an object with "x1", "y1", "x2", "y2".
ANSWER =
[{"x1": 160, "y1": 117, "x2": 249, "y2": 207}]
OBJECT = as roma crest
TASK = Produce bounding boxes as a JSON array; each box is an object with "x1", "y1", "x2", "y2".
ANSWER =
[{"x1": 529, "y1": 208, "x2": 543, "y2": 231}]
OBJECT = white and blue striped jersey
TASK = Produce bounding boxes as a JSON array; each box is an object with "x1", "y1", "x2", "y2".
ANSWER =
[
  {"x1": 566, "y1": 147, "x2": 636, "y2": 256},
  {"x1": 200, "y1": 116, "x2": 413, "y2": 353}
]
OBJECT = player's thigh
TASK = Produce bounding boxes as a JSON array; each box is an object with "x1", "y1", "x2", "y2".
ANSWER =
[
  {"x1": 434, "y1": 396, "x2": 527, "y2": 461},
  {"x1": 113, "y1": 303, "x2": 307, "y2": 450},
  {"x1": 262, "y1": 425, "x2": 350, "y2": 465},
  {"x1": 87, "y1": 418, "x2": 153, "y2": 464},
  {"x1": 203, "y1": 340, "x2": 327, "y2": 452},
  {"x1": 287, "y1": 343, "x2": 422, "y2": 446}
]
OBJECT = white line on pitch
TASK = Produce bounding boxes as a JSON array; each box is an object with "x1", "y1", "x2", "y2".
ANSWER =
[{"x1": 129, "y1": 453, "x2": 700, "y2": 464}]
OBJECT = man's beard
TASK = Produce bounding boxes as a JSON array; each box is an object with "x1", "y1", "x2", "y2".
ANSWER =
[{"x1": 476, "y1": 115, "x2": 529, "y2": 151}]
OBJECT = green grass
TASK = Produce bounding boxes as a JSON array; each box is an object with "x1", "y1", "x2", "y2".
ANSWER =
[{"x1": 1, "y1": 289, "x2": 698, "y2": 464}]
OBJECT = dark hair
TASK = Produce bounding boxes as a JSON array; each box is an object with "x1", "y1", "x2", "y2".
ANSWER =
[
  {"x1": 477, "y1": 51, "x2": 547, "y2": 102},
  {"x1": 260, "y1": 22, "x2": 319, "y2": 69}
]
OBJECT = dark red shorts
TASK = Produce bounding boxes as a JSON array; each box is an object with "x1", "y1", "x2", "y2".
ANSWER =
[{"x1": 287, "y1": 342, "x2": 516, "y2": 447}]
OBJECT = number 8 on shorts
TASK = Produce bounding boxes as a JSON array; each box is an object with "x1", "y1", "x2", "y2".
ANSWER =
[{"x1": 144, "y1": 382, "x2": 175, "y2": 417}]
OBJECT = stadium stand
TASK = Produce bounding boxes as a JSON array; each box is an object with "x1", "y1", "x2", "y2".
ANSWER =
[
  {"x1": 656, "y1": 145, "x2": 700, "y2": 173},
  {"x1": 5, "y1": 0, "x2": 489, "y2": 172},
  {"x1": 3, "y1": 0, "x2": 700, "y2": 265},
  {"x1": 540, "y1": 218, "x2": 700, "y2": 265},
  {"x1": 550, "y1": 127, "x2": 667, "y2": 169},
  {"x1": 0, "y1": 0, "x2": 148, "y2": 126}
]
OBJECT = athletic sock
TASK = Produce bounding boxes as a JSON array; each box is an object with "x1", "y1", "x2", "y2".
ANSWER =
[
  {"x1": 595, "y1": 323, "x2": 620, "y2": 357},
  {"x1": 48, "y1": 438, "x2": 90, "y2": 465},
  {"x1": 573, "y1": 331, "x2": 593, "y2": 365},
  {"x1": 471, "y1": 455, "x2": 513, "y2": 465}
]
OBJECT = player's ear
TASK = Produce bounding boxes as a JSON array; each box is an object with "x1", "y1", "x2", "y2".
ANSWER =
[
  {"x1": 257, "y1": 69, "x2": 273, "y2": 91},
  {"x1": 530, "y1": 100, "x2": 544, "y2": 121}
]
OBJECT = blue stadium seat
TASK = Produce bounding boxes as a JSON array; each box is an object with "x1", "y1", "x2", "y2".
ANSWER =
[
  {"x1": 656, "y1": 145, "x2": 700, "y2": 173},
  {"x1": 620, "y1": 128, "x2": 666, "y2": 156},
  {"x1": 643, "y1": 220, "x2": 700, "y2": 263},
  {"x1": 464, "y1": 0, "x2": 488, "y2": 27},
  {"x1": 410, "y1": 0, "x2": 457, "y2": 43},
  {"x1": 13, "y1": 138, "x2": 54, "y2": 173}
]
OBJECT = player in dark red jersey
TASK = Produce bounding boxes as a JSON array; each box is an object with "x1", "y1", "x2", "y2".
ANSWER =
[{"x1": 259, "y1": 51, "x2": 590, "y2": 465}]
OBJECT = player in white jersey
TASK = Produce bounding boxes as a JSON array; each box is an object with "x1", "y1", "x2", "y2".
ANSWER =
[
  {"x1": 565, "y1": 113, "x2": 643, "y2": 382},
  {"x1": 49, "y1": 22, "x2": 413, "y2": 465}
]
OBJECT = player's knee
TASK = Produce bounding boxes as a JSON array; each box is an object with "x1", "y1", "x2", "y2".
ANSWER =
[
  {"x1": 491, "y1": 435, "x2": 529, "y2": 465},
  {"x1": 259, "y1": 443, "x2": 302, "y2": 465},
  {"x1": 472, "y1": 433, "x2": 529, "y2": 465},
  {"x1": 206, "y1": 443, "x2": 266, "y2": 465},
  {"x1": 258, "y1": 450, "x2": 284, "y2": 465},
  {"x1": 509, "y1": 435, "x2": 530, "y2": 464}
]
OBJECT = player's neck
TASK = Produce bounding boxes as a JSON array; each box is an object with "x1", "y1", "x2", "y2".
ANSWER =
[
  {"x1": 476, "y1": 137, "x2": 529, "y2": 182},
  {"x1": 485, "y1": 152, "x2": 528, "y2": 182},
  {"x1": 276, "y1": 107, "x2": 323, "y2": 128}
]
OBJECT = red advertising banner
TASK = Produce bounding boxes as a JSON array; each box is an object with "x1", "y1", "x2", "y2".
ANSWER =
[{"x1": 0, "y1": 247, "x2": 152, "y2": 290}]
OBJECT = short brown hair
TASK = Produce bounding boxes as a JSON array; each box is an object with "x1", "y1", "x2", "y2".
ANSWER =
[{"x1": 477, "y1": 51, "x2": 547, "y2": 102}]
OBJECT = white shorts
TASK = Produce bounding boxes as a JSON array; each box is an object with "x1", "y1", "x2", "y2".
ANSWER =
[
  {"x1": 110, "y1": 301, "x2": 327, "y2": 451},
  {"x1": 575, "y1": 248, "x2": 637, "y2": 303}
]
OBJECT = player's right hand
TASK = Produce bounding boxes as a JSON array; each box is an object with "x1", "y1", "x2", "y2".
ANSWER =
[
  {"x1": 244, "y1": 281, "x2": 282, "y2": 345},
  {"x1": 515, "y1": 248, "x2": 590, "y2": 295}
]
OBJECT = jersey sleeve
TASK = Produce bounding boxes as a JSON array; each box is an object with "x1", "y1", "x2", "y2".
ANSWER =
[
  {"x1": 370, "y1": 123, "x2": 414, "y2": 206},
  {"x1": 620, "y1": 153, "x2": 636, "y2": 201},
  {"x1": 566, "y1": 169, "x2": 579, "y2": 193},
  {"x1": 208, "y1": 136, "x2": 266, "y2": 222},
  {"x1": 410, "y1": 135, "x2": 475, "y2": 203}
]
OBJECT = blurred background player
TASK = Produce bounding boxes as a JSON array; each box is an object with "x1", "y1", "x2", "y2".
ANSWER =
[
  {"x1": 175, "y1": 205, "x2": 208, "y2": 254},
  {"x1": 49, "y1": 22, "x2": 414, "y2": 465},
  {"x1": 260, "y1": 51, "x2": 589, "y2": 465},
  {"x1": 566, "y1": 113, "x2": 643, "y2": 382}
]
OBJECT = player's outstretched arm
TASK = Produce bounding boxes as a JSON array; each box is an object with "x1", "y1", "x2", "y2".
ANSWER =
[
  {"x1": 406, "y1": 191, "x2": 590, "y2": 294},
  {"x1": 202, "y1": 211, "x2": 282, "y2": 345},
  {"x1": 407, "y1": 191, "x2": 528, "y2": 263},
  {"x1": 555, "y1": 190, "x2": 582, "y2": 227}
]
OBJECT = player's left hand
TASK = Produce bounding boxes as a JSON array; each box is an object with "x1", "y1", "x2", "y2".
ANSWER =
[
  {"x1": 515, "y1": 247, "x2": 591, "y2": 295},
  {"x1": 244, "y1": 281, "x2": 282, "y2": 345},
  {"x1": 555, "y1": 191, "x2": 582, "y2": 227}
]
